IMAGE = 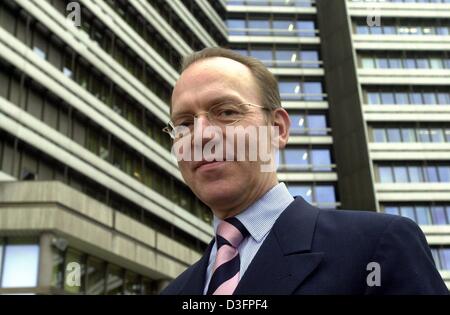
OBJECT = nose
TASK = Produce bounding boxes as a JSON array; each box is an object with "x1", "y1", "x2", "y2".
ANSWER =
[{"x1": 192, "y1": 114, "x2": 213, "y2": 146}]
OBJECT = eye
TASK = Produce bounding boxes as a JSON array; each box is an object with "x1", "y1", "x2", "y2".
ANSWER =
[
  {"x1": 219, "y1": 109, "x2": 239, "y2": 117},
  {"x1": 213, "y1": 104, "x2": 242, "y2": 118},
  {"x1": 174, "y1": 116, "x2": 194, "y2": 127}
]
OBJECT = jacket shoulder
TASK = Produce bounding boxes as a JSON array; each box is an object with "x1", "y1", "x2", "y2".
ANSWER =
[{"x1": 159, "y1": 263, "x2": 197, "y2": 295}]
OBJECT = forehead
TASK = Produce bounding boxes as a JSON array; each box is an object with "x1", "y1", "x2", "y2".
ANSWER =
[{"x1": 171, "y1": 57, "x2": 260, "y2": 115}]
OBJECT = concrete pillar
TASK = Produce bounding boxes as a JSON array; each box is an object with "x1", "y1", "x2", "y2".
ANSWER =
[{"x1": 37, "y1": 232, "x2": 55, "y2": 291}]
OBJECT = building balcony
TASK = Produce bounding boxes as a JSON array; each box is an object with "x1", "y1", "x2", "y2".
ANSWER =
[
  {"x1": 347, "y1": 0, "x2": 450, "y2": 19},
  {"x1": 358, "y1": 68, "x2": 450, "y2": 85},
  {"x1": 375, "y1": 182, "x2": 450, "y2": 202},
  {"x1": 369, "y1": 142, "x2": 450, "y2": 160}
]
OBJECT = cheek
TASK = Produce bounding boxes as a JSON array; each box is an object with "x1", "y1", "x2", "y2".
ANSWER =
[{"x1": 178, "y1": 161, "x2": 192, "y2": 179}]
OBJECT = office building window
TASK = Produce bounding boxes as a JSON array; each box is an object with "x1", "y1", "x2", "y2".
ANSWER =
[
  {"x1": 365, "y1": 89, "x2": 450, "y2": 105},
  {"x1": 279, "y1": 147, "x2": 332, "y2": 171},
  {"x1": 86, "y1": 257, "x2": 106, "y2": 295},
  {"x1": 289, "y1": 112, "x2": 329, "y2": 135},
  {"x1": 226, "y1": 18, "x2": 317, "y2": 37},
  {"x1": 430, "y1": 247, "x2": 450, "y2": 270},
  {"x1": 377, "y1": 164, "x2": 450, "y2": 183},
  {"x1": 287, "y1": 184, "x2": 337, "y2": 207},
  {"x1": 379, "y1": 166, "x2": 394, "y2": 183},
  {"x1": 279, "y1": 81, "x2": 324, "y2": 101},
  {"x1": 0, "y1": 238, "x2": 39, "y2": 288},
  {"x1": 105, "y1": 264, "x2": 124, "y2": 295},
  {"x1": 235, "y1": 47, "x2": 321, "y2": 68},
  {"x1": 303, "y1": 82, "x2": 323, "y2": 101},
  {"x1": 360, "y1": 54, "x2": 450, "y2": 70},
  {"x1": 354, "y1": 20, "x2": 450, "y2": 36}
]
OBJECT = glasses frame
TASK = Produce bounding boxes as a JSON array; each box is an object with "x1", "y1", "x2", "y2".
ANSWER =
[{"x1": 162, "y1": 102, "x2": 270, "y2": 139}]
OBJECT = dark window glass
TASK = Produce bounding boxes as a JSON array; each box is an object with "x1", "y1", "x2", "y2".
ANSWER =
[
  {"x1": 124, "y1": 271, "x2": 141, "y2": 295},
  {"x1": 105, "y1": 264, "x2": 124, "y2": 295},
  {"x1": 86, "y1": 257, "x2": 105, "y2": 295}
]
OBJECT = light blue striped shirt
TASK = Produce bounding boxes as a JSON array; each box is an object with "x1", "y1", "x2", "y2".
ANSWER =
[{"x1": 203, "y1": 182, "x2": 294, "y2": 294}]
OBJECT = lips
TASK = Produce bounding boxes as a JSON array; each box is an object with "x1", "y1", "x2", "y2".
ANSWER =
[{"x1": 192, "y1": 160, "x2": 225, "y2": 171}]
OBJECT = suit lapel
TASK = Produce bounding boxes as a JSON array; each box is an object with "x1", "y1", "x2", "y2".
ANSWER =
[
  {"x1": 234, "y1": 197, "x2": 324, "y2": 295},
  {"x1": 177, "y1": 239, "x2": 214, "y2": 294}
]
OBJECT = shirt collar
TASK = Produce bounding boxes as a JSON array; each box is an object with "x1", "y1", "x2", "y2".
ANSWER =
[{"x1": 212, "y1": 182, "x2": 294, "y2": 243}]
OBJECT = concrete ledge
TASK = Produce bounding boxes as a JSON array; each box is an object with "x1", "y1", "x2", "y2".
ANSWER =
[{"x1": 0, "y1": 181, "x2": 204, "y2": 280}]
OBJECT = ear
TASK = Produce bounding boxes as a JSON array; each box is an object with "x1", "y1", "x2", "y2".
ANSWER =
[{"x1": 271, "y1": 107, "x2": 290, "y2": 150}]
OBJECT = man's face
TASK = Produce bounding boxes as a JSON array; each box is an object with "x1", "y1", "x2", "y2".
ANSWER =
[{"x1": 171, "y1": 57, "x2": 277, "y2": 216}]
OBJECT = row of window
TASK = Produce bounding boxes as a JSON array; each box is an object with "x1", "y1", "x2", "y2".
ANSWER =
[
  {"x1": 227, "y1": 19, "x2": 317, "y2": 37},
  {"x1": 371, "y1": 126, "x2": 450, "y2": 143},
  {"x1": 182, "y1": 0, "x2": 227, "y2": 46},
  {"x1": 234, "y1": 49, "x2": 321, "y2": 68},
  {"x1": 227, "y1": 0, "x2": 315, "y2": 6},
  {"x1": 431, "y1": 247, "x2": 450, "y2": 271},
  {"x1": 290, "y1": 113, "x2": 329, "y2": 136},
  {"x1": 365, "y1": 90, "x2": 450, "y2": 105},
  {"x1": 0, "y1": 237, "x2": 158, "y2": 294},
  {"x1": 360, "y1": 56, "x2": 450, "y2": 69},
  {"x1": 382, "y1": 204, "x2": 450, "y2": 225},
  {"x1": 53, "y1": 246, "x2": 157, "y2": 294},
  {"x1": 279, "y1": 81, "x2": 324, "y2": 101},
  {"x1": 0, "y1": 133, "x2": 209, "y2": 253},
  {"x1": 278, "y1": 147, "x2": 333, "y2": 171},
  {"x1": 376, "y1": 164, "x2": 450, "y2": 183},
  {"x1": 355, "y1": 23, "x2": 450, "y2": 36},
  {"x1": 0, "y1": 2, "x2": 173, "y2": 142},
  {"x1": 53, "y1": 0, "x2": 182, "y2": 72},
  {"x1": 287, "y1": 184, "x2": 337, "y2": 206},
  {"x1": 0, "y1": 72, "x2": 210, "y2": 222}
]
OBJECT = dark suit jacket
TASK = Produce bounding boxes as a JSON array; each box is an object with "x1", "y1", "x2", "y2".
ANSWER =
[{"x1": 161, "y1": 196, "x2": 448, "y2": 294}]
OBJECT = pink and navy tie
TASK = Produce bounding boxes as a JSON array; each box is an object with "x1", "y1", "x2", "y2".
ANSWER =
[{"x1": 206, "y1": 217, "x2": 249, "y2": 295}]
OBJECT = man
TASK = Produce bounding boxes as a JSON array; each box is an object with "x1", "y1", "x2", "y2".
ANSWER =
[{"x1": 160, "y1": 47, "x2": 448, "y2": 295}]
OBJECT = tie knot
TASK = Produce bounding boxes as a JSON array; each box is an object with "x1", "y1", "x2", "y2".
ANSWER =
[{"x1": 216, "y1": 217, "x2": 249, "y2": 249}]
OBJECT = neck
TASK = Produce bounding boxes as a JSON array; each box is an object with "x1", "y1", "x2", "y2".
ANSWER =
[{"x1": 211, "y1": 177, "x2": 279, "y2": 220}]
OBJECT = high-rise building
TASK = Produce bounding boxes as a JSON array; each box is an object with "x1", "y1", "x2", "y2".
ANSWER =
[{"x1": 0, "y1": 0, "x2": 448, "y2": 294}]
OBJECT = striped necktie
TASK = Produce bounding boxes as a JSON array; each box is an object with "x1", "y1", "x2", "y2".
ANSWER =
[{"x1": 206, "y1": 217, "x2": 249, "y2": 295}]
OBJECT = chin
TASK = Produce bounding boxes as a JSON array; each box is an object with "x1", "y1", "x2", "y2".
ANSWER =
[{"x1": 196, "y1": 183, "x2": 239, "y2": 207}]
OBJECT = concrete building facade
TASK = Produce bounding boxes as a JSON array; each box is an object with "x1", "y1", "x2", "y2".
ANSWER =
[{"x1": 0, "y1": 0, "x2": 448, "y2": 294}]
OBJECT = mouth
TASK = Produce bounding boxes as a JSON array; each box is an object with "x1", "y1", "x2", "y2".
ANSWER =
[{"x1": 193, "y1": 160, "x2": 226, "y2": 172}]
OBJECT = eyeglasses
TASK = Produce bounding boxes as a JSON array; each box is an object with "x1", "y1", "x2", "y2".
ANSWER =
[{"x1": 162, "y1": 102, "x2": 269, "y2": 140}]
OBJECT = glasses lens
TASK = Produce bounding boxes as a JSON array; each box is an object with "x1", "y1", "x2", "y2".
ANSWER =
[{"x1": 209, "y1": 103, "x2": 246, "y2": 125}]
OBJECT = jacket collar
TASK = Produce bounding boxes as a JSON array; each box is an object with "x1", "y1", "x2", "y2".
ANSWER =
[{"x1": 177, "y1": 196, "x2": 323, "y2": 295}]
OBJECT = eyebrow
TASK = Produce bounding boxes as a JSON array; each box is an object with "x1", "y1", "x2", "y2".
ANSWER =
[{"x1": 171, "y1": 95, "x2": 243, "y2": 119}]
